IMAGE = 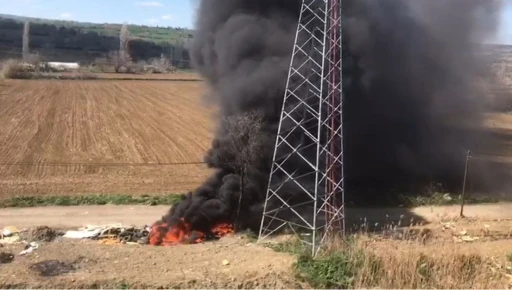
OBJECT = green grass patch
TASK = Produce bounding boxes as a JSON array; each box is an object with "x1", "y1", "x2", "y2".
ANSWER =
[
  {"x1": 0, "y1": 193, "x2": 185, "y2": 208},
  {"x1": 115, "y1": 281, "x2": 132, "y2": 290},
  {"x1": 507, "y1": 253, "x2": 512, "y2": 263},
  {"x1": 294, "y1": 252, "x2": 361, "y2": 288},
  {"x1": 268, "y1": 238, "x2": 380, "y2": 289}
]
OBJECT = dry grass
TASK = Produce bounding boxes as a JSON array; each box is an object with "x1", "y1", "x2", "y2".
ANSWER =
[
  {"x1": 350, "y1": 239, "x2": 510, "y2": 289},
  {"x1": 276, "y1": 218, "x2": 512, "y2": 289}
]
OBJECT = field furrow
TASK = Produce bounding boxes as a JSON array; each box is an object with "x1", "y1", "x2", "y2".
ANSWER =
[{"x1": 0, "y1": 79, "x2": 214, "y2": 198}]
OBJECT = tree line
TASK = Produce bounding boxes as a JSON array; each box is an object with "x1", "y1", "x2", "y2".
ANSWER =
[{"x1": 0, "y1": 17, "x2": 192, "y2": 68}]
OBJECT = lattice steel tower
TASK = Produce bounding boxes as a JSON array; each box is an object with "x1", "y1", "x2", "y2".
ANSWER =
[{"x1": 258, "y1": 0, "x2": 345, "y2": 256}]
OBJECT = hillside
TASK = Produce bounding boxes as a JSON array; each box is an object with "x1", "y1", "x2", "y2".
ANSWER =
[
  {"x1": 0, "y1": 14, "x2": 193, "y2": 67},
  {"x1": 0, "y1": 13, "x2": 194, "y2": 44}
]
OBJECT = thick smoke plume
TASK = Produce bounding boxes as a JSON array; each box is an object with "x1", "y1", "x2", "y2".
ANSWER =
[{"x1": 156, "y1": 0, "x2": 503, "y2": 234}]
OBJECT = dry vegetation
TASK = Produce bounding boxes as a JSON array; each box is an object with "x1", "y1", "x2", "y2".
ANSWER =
[
  {"x1": 0, "y1": 58, "x2": 194, "y2": 81},
  {"x1": 0, "y1": 59, "x2": 34, "y2": 79},
  {"x1": 270, "y1": 215, "x2": 512, "y2": 289},
  {"x1": 0, "y1": 78, "x2": 213, "y2": 199}
]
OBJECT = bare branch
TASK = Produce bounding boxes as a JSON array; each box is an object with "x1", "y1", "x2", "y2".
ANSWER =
[
  {"x1": 222, "y1": 110, "x2": 267, "y2": 226},
  {"x1": 105, "y1": 23, "x2": 133, "y2": 73},
  {"x1": 223, "y1": 110, "x2": 266, "y2": 170}
]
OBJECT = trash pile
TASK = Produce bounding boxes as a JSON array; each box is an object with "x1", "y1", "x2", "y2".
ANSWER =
[
  {"x1": 0, "y1": 224, "x2": 152, "y2": 267},
  {"x1": 0, "y1": 224, "x2": 151, "y2": 255},
  {"x1": 1, "y1": 226, "x2": 22, "y2": 244},
  {"x1": 0, "y1": 226, "x2": 41, "y2": 259},
  {"x1": 440, "y1": 222, "x2": 481, "y2": 243},
  {"x1": 62, "y1": 224, "x2": 151, "y2": 245},
  {"x1": 19, "y1": 242, "x2": 40, "y2": 256}
]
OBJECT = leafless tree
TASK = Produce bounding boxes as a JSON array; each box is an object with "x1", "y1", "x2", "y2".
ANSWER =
[
  {"x1": 107, "y1": 51, "x2": 131, "y2": 73},
  {"x1": 22, "y1": 21, "x2": 30, "y2": 61},
  {"x1": 119, "y1": 23, "x2": 130, "y2": 57},
  {"x1": 223, "y1": 110, "x2": 267, "y2": 223},
  {"x1": 108, "y1": 23, "x2": 132, "y2": 73}
]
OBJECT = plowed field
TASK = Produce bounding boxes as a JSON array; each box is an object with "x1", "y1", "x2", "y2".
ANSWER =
[{"x1": 0, "y1": 79, "x2": 214, "y2": 199}]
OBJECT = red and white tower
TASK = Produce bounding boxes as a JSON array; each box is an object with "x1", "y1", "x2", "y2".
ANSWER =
[{"x1": 258, "y1": 0, "x2": 345, "y2": 256}]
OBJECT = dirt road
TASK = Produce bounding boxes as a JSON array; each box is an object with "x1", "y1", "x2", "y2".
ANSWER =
[
  {"x1": 2, "y1": 203, "x2": 512, "y2": 229},
  {"x1": 1, "y1": 203, "x2": 512, "y2": 288},
  {"x1": 0, "y1": 205, "x2": 171, "y2": 228}
]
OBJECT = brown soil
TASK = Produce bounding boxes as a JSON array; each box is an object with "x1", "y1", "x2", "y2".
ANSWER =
[
  {"x1": 0, "y1": 79, "x2": 214, "y2": 199},
  {"x1": 1, "y1": 78, "x2": 512, "y2": 200},
  {"x1": 0, "y1": 236, "x2": 298, "y2": 289}
]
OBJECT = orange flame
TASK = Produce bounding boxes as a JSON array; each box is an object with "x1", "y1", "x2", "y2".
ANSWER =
[{"x1": 149, "y1": 218, "x2": 234, "y2": 246}]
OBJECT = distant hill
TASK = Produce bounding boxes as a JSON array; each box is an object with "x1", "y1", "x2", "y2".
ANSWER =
[
  {"x1": 1, "y1": 13, "x2": 510, "y2": 70},
  {"x1": 0, "y1": 13, "x2": 194, "y2": 44},
  {"x1": 0, "y1": 14, "x2": 194, "y2": 67}
]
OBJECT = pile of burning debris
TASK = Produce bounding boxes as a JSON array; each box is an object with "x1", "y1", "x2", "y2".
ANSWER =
[
  {"x1": 1, "y1": 221, "x2": 235, "y2": 249},
  {"x1": 149, "y1": 218, "x2": 235, "y2": 246},
  {"x1": 62, "y1": 221, "x2": 235, "y2": 246}
]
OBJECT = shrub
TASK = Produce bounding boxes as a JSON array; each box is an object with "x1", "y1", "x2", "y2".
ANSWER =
[
  {"x1": 295, "y1": 253, "x2": 360, "y2": 288},
  {"x1": 1, "y1": 59, "x2": 34, "y2": 79},
  {"x1": 125, "y1": 61, "x2": 145, "y2": 74},
  {"x1": 93, "y1": 57, "x2": 110, "y2": 73}
]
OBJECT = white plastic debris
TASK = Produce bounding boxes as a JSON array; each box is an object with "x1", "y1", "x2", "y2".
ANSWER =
[
  {"x1": 80, "y1": 224, "x2": 125, "y2": 231},
  {"x1": 19, "y1": 242, "x2": 39, "y2": 256},
  {"x1": 62, "y1": 224, "x2": 147, "y2": 241},
  {"x1": 460, "y1": 235, "x2": 479, "y2": 242},
  {"x1": 443, "y1": 193, "x2": 452, "y2": 201},
  {"x1": 63, "y1": 224, "x2": 127, "y2": 239},
  {"x1": 441, "y1": 222, "x2": 456, "y2": 231},
  {"x1": 63, "y1": 228, "x2": 102, "y2": 239},
  {"x1": 2, "y1": 226, "x2": 20, "y2": 237}
]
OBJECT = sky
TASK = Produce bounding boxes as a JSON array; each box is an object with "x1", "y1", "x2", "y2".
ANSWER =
[
  {"x1": 0, "y1": 0, "x2": 197, "y2": 28},
  {"x1": 494, "y1": 0, "x2": 512, "y2": 45},
  {"x1": 0, "y1": 0, "x2": 511, "y2": 44}
]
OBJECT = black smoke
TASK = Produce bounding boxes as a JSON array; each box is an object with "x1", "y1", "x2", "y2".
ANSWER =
[{"x1": 155, "y1": 0, "x2": 503, "y2": 235}]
